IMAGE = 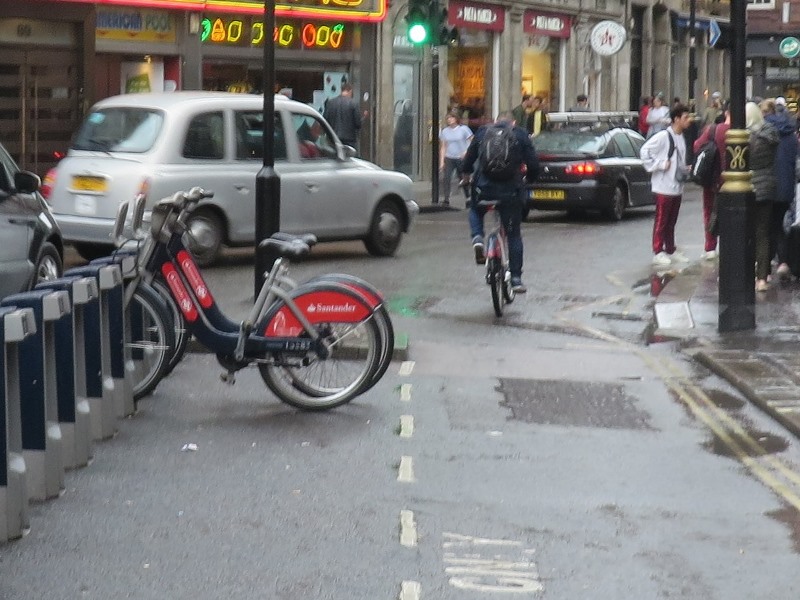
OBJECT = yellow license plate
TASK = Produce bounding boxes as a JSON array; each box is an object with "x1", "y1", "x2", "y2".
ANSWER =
[
  {"x1": 531, "y1": 189, "x2": 565, "y2": 200},
  {"x1": 71, "y1": 176, "x2": 107, "y2": 193}
]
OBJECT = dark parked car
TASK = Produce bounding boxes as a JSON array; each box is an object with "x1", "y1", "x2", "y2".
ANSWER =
[
  {"x1": 525, "y1": 112, "x2": 653, "y2": 221},
  {"x1": 0, "y1": 142, "x2": 63, "y2": 300}
]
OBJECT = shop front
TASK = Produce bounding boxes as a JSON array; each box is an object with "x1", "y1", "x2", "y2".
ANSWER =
[
  {"x1": 93, "y1": 5, "x2": 182, "y2": 99},
  {"x1": 446, "y1": 0, "x2": 504, "y2": 131},
  {"x1": 0, "y1": 1, "x2": 92, "y2": 176},
  {"x1": 521, "y1": 10, "x2": 569, "y2": 112}
]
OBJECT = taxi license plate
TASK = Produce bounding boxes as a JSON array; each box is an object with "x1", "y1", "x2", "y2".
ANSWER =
[
  {"x1": 71, "y1": 176, "x2": 107, "y2": 193},
  {"x1": 531, "y1": 189, "x2": 565, "y2": 201}
]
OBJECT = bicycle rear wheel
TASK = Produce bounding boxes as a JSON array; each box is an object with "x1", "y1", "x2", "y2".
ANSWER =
[
  {"x1": 488, "y1": 257, "x2": 504, "y2": 317},
  {"x1": 127, "y1": 282, "x2": 175, "y2": 400},
  {"x1": 308, "y1": 274, "x2": 394, "y2": 393},
  {"x1": 258, "y1": 314, "x2": 383, "y2": 411}
]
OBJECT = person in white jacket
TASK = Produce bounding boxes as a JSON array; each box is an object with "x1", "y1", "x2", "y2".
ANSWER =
[{"x1": 640, "y1": 103, "x2": 693, "y2": 266}]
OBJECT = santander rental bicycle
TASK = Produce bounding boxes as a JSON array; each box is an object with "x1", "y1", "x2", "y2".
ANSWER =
[
  {"x1": 479, "y1": 200, "x2": 515, "y2": 317},
  {"x1": 109, "y1": 187, "x2": 393, "y2": 411}
]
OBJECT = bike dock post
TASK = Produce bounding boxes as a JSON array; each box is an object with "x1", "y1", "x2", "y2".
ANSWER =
[
  {"x1": 35, "y1": 276, "x2": 97, "y2": 470},
  {"x1": 64, "y1": 264, "x2": 123, "y2": 439},
  {"x1": 0, "y1": 290, "x2": 71, "y2": 501},
  {"x1": 90, "y1": 253, "x2": 137, "y2": 416},
  {"x1": 1, "y1": 307, "x2": 36, "y2": 542}
]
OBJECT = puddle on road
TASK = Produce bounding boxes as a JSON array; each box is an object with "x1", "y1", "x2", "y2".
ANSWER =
[
  {"x1": 703, "y1": 388, "x2": 746, "y2": 410},
  {"x1": 703, "y1": 428, "x2": 789, "y2": 459},
  {"x1": 766, "y1": 505, "x2": 800, "y2": 554},
  {"x1": 385, "y1": 295, "x2": 440, "y2": 317}
]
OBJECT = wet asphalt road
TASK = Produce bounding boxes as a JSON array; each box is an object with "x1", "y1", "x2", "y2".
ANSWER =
[{"x1": 3, "y1": 189, "x2": 800, "y2": 598}]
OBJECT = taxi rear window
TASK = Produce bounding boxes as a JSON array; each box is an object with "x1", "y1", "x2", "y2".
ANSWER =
[{"x1": 73, "y1": 108, "x2": 164, "y2": 153}]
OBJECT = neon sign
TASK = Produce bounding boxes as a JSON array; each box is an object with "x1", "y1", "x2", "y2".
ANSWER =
[
  {"x1": 56, "y1": 0, "x2": 386, "y2": 23},
  {"x1": 201, "y1": 16, "x2": 350, "y2": 50}
]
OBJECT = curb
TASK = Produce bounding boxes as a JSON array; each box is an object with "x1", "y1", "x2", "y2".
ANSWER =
[{"x1": 693, "y1": 349, "x2": 800, "y2": 439}]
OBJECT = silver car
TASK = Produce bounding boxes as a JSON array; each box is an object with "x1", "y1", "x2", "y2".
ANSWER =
[{"x1": 45, "y1": 92, "x2": 419, "y2": 266}]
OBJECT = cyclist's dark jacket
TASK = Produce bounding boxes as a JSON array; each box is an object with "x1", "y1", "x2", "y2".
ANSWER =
[{"x1": 461, "y1": 122, "x2": 539, "y2": 200}]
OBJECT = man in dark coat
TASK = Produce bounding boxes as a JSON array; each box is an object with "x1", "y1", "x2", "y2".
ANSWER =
[
  {"x1": 764, "y1": 97, "x2": 799, "y2": 278},
  {"x1": 323, "y1": 83, "x2": 363, "y2": 150}
]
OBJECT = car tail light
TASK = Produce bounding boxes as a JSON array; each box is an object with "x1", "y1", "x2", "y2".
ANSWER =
[
  {"x1": 41, "y1": 168, "x2": 56, "y2": 201},
  {"x1": 53, "y1": 150, "x2": 66, "y2": 161},
  {"x1": 565, "y1": 162, "x2": 602, "y2": 176}
]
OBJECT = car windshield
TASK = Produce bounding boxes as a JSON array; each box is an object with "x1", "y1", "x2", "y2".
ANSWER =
[
  {"x1": 534, "y1": 130, "x2": 605, "y2": 154},
  {"x1": 72, "y1": 108, "x2": 164, "y2": 153}
]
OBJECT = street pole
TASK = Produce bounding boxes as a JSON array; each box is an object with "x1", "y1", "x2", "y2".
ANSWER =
[
  {"x1": 717, "y1": 0, "x2": 755, "y2": 331},
  {"x1": 254, "y1": 0, "x2": 281, "y2": 297},
  {"x1": 686, "y1": 0, "x2": 698, "y2": 163},
  {"x1": 431, "y1": 43, "x2": 440, "y2": 205}
]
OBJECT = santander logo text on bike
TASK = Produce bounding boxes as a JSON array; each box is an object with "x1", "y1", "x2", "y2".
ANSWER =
[{"x1": 306, "y1": 302, "x2": 357, "y2": 314}]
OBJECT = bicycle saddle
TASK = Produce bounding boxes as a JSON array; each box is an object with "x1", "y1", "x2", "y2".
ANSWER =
[
  {"x1": 268, "y1": 231, "x2": 318, "y2": 247},
  {"x1": 258, "y1": 237, "x2": 310, "y2": 258}
]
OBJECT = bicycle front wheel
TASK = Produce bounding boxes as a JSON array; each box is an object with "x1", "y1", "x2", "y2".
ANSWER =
[
  {"x1": 258, "y1": 314, "x2": 383, "y2": 411},
  {"x1": 127, "y1": 283, "x2": 176, "y2": 400},
  {"x1": 488, "y1": 257, "x2": 504, "y2": 317},
  {"x1": 151, "y1": 276, "x2": 189, "y2": 376}
]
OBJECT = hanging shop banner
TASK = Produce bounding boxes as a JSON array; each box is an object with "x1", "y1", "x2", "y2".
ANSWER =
[
  {"x1": 57, "y1": 0, "x2": 386, "y2": 23},
  {"x1": 448, "y1": 0, "x2": 505, "y2": 32},
  {"x1": 202, "y1": 14, "x2": 353, "y2": 51},
  {"x1": 96, "y1": 7, "x2": 177, "y2": 43},
  {"x1": 523, "y1": 11, "x2": 571, "y2": 39}
]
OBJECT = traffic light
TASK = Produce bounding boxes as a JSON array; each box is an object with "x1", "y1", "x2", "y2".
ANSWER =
[
  {"x1": 405, "y1": 0, "x2": 431, "y2": 45},
  {"x1": 430, "y1": 2, "x2": 458, "y2": 46}
]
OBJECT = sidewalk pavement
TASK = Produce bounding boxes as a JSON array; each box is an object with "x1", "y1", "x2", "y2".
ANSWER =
[{"x1": 652, "y1": 259, "x2": 800, "y2": 438}]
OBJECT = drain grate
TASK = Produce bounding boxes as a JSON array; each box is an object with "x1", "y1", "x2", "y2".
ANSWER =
[{"x1": 498, "y1": 378, "x2": 651, "y2": 429}]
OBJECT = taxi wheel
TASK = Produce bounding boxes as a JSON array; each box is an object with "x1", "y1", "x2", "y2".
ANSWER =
[{"x1": 364, "y1": 200, "x2": 402, "y2": 256}]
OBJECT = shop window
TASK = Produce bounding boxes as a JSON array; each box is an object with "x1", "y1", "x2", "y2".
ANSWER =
[
  {"x1": 292, "y1": 113, "x2": 338, "y2": 160},
  {"x1": 235, "y1": 111, "x2": 286, "y2": 161},
  {"x1": 183, "y1": 112, "x2": 224, "y2": 159}
]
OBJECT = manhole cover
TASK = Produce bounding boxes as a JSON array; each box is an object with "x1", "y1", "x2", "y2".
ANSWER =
[{"x1": 499, "y1": 378, "x2": 651, "y2": 429}]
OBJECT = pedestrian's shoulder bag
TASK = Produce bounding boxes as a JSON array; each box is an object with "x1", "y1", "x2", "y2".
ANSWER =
[{"x1": 691, "y1": 125, "x2": 719, "y2": 186}]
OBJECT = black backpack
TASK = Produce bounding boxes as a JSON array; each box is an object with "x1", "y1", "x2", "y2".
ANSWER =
[
  {"x1": 479, "y1": 123, "x2": 519, "y2": 181},
  {"x1": 691, "y1": 125, "x2": 719, "y2": 187}
]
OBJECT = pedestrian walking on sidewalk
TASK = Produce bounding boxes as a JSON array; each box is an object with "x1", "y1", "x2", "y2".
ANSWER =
[
  {"x1": 763, "y1": 97, "x2": 798, "y2": 280},
  {"x1": 645, "y1": 93, "x2": 670, "y2": 139},
  {"x1": 640, "y1": 103, "x2": 693, "y2": 267},
  {"x1": 693, "y1": 101, "x2": 730, "y2": 260},
  {"x1": 438, "y1": 111, "x2": 473, "y2": 206},
  {"x1": 323, "y1": 82, "x2": 363, "y2": 151},
  {"x1": 746, "y1": 101, "x2": 780, "y2": 292}
]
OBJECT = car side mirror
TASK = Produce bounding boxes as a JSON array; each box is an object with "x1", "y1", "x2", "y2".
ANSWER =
[
  {"x1": 341, "y1": 145, "x2": 358, "y2": 159},
  {"x1": 14, "y1": 171, "x2": 41, "y2": 194}
]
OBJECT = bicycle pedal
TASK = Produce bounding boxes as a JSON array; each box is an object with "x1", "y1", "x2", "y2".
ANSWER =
[{"x1": 220, "y1": 370, "x2": 236, "y2": 385}]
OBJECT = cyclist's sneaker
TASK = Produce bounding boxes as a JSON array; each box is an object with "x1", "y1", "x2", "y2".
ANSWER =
[
  {"x1": 511, "y1": 278, "x2": 527, "y2": 293},
  {"x1": 472, "y1": 236, "x2": 485, "y2": 265}
]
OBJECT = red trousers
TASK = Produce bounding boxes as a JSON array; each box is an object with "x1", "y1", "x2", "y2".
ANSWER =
[
  {"x1": 652, "y1": 193, "x2": 682, "y2": 255},
  {"x1": 701, "y1": 186, "x2": 718, "y2": 252}
]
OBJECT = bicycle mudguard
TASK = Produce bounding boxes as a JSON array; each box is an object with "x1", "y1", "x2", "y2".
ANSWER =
[
  {"x1": 259, "y1": 282, "x2": 374, "y2": 338},
  {"x1": 309, "y1": 273, "x2": 384, "y2": 308}
]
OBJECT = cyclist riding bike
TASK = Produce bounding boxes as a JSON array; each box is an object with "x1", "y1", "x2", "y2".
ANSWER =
[{"x1": 461, "y1": 111, "x2": 539, "y2": 293}]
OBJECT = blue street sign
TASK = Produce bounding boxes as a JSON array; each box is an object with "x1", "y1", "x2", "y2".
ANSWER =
[{"x1": 709, "y1": 19, "x2": 721, "y2": 48}]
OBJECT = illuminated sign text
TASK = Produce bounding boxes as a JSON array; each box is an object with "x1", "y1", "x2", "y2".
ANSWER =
[{"x1": 201, "y1": 16, "x2": 351, "y2": 50}]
